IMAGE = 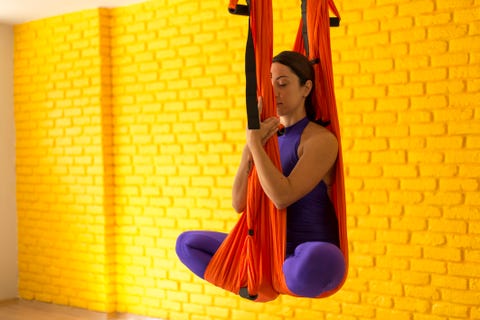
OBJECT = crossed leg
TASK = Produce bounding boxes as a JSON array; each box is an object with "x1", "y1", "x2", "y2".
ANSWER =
[
  {"x1": 175, "y1": 230, "x2": 228, "y2": 278},
  {"x1": 176, "y1": 232, "x2": 345, "y2": 298},
  {"x1": 282, "y1": 241, "x2": 346, "y2": 297}
]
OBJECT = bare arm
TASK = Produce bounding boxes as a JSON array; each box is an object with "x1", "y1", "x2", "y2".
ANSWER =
[
  {"x1": 248, "y1": 122, "x2": 338, "y2": 210},
  {"x1": 232, "y1": 146, "x2": 252, "y2": 213},
  {"x1": 232, "y1": 111, "x2": 280, "y2": 213}
]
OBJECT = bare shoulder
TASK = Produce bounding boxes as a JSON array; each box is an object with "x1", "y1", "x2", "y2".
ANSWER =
[
  {"x1": 295, "y1": 121, "x2": 338, "y2": 189},
  {"x1": 301, "y1": 122, "x2": 338, "y2": 153},
  {"x1": 299, "y1": 122, "x2": 338, "y2": 187}
]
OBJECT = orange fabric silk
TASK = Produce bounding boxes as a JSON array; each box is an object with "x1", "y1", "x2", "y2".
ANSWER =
[
  {"x1": 204, "y1": 0, "x2": 347, "y2": 301},
  {"x1": 291, "y1": 0, "x2": 348, "y2": 298},
  {"x1": 205, "y1": 0, "x2": 284, "y2": 302}
]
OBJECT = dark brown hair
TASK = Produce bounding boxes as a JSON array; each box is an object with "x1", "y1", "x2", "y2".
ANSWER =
[{"x1": 272, "y1": 51, "x2": 316, "y2": 121}]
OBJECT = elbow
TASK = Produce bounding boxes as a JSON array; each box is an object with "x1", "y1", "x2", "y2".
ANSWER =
[
  {"x1": 232, "y1": 189, "x2": 247, "y2": 213},
  {"x1": 267, "y1": 181, "x2": 294, "y2": 211},
  {"x1": 266, "y1": 190, "x2": 292, "y2": 210},
  {"x1": 274, "y1": 202, "x2": 288, "y2": 210},
  {"x1": 232, "y1": 200, "x2": 245, "y2": 213},
  {"x1": 271, "y1": 197, "x2": 290, "y2": 210}
]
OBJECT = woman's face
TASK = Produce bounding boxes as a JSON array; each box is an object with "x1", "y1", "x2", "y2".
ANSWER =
[{"x1": 270, "y1": 62, "x2": 311, "y2": 118}]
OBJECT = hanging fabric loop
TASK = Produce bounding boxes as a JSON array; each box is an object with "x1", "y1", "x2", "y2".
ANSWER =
[{"x1": 204, "y1": 0, "x2": 348, "y2": 302}]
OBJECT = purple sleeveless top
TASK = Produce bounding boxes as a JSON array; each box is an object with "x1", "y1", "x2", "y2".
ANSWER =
[{"x1": 278, "y1": 117, "x2": 340, "y2": 255}]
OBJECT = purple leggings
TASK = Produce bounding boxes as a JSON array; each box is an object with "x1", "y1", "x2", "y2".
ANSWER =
[{"x1": 176, "y1": 230, "x2": 345, "y2": 298}]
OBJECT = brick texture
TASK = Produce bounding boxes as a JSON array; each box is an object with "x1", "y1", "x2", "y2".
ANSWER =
[
  {"x1": 14, "y1": 9, "x2": 115, "y2": 312},
  {"x1": 13, "y1": 0, "x2": 480, "y2": 319}
]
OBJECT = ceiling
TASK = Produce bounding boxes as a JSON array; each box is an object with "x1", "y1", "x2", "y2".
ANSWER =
[{"x1": 0, "y1": 0, "x2": 147, "y2": 25}]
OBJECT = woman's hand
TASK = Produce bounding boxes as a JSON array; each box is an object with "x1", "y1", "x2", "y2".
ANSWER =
[{"x1": 246, "y1": 97, "x2": 280, "y2": 150}]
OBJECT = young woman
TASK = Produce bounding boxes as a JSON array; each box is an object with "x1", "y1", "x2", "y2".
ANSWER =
[{"x1": 176, "y1": 51, "x2": 345, "y2": 298}]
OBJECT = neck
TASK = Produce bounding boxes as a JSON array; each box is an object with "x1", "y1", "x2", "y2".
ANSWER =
[{"x1": 280, "y1": 110, "x2": 307, "y2": 127}]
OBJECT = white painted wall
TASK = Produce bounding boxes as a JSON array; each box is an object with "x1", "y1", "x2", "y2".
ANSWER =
[{"x1": 0, "y1": 23, "x2": 18, "y2": 300}]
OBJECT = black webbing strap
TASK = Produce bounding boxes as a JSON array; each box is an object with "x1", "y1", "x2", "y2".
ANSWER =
[
  {"x1": 244, "y1": 14, "x2": 260, "y2": 129},
  {"x1": 228, "y1": 4, "x2": 249, "y2": 15},
  {"x1": 301, "y1": 0, "x2": 310, "y2": 57},
  {"x1": 330, "y1": 17, "x2": 340, "y2": 26},
  {"x1": 229, "y1": 1, "x2": 259, "y2": 129}
]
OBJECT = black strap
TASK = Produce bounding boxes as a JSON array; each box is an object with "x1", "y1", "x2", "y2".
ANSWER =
[
  {"x1": 239, "y1": 286, "x2": 258, "y2": 300},
  {"x1": 244, "y1": 14, "x2": 260, "y2": 129},
  {"x1": 228, "y1": 4, "x2": 248, "y2": 15},
  {"x1": 330, "y1": 17, "x2": 340, "y2": 27},
  {"x1": 228, "y1": 0, "x2": 259, "y2": 129},
  {"x1": 301, "y1": 0, "x2": 310, "y2": 57}
]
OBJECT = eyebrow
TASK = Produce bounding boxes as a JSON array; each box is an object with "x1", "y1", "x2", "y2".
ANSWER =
[{"x1": 272, "y1": 75, "x2": 289, "y2": 81}]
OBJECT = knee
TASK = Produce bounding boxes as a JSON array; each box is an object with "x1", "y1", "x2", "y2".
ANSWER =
[
  {"x1": 175, "y1": 231, "x2": 225, "y2": 279},
  {"x1": 175, "y1": 231, "x2": 191, "y2": 262},
  {"x1": 175, "y1": 231, "x2": 192, "y2": 260},
  {"x1": 283, "y1": 242, "x2": 346, "y2": 297}
]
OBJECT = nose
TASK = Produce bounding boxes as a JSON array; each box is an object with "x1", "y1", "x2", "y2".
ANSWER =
[{"x1": 273, "y1": 86, "x2": 280, "y2": 98}]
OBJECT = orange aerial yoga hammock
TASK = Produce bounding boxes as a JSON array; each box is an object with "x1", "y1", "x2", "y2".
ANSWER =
[{"x1": 204, "y1": 0, "x2": 348, "y2": 302}]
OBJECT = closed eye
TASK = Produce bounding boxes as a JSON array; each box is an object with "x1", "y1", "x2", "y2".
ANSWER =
[{"x1": 276, "y1": 79, "x2": 289, "y2": 87}]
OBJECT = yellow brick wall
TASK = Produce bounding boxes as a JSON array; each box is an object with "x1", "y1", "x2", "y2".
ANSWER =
[
  {"x1": 14, "y1": 0, "x2": 480, "y2": 319},
  {"x1": 14, "y1": 9, "x2": 116, "y2": 312}
]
